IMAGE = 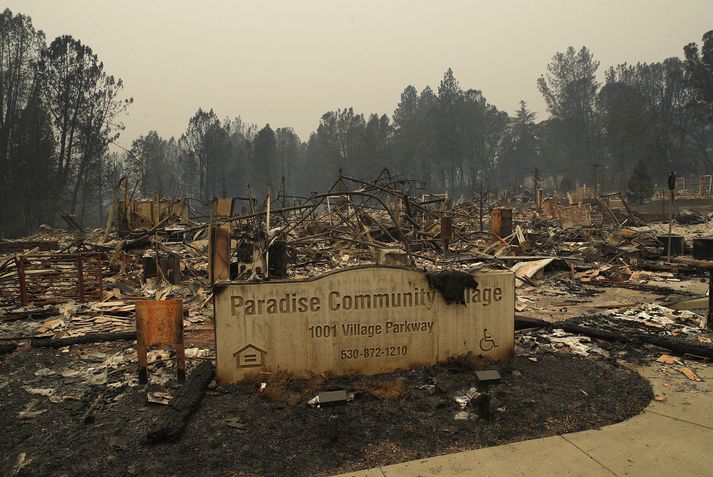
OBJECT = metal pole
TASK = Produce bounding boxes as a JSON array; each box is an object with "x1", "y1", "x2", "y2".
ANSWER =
[
  {"x1": 77, "y1": 254, "x2": 85, "y2": 303},
  {"x1": 16, "y1": 257, "x2": 28, "y2": 305},
  {"x1": 667, "y1": 195, "x2": 673, "y2": 261},
  {"x1": 708, "y1": 269, "x2": 713, "y2": 330},
  {"x1": 281, "y1": 176, "x2": 286, "y2": 207},
  {"x1": 667, "y1": 172, "x2": 676, "y2": 260},
  {"x1": 479, "y1": 181, "x2": 484, "y2": 232},
  {"x1": 593, "y1": 166, "x2": 597, "y2": 198},
  {"x1": 265, "y1": 187, "x2": 271, "y2": 279},
  {"x1": 601, "y1": 168, "x2": 606, "y2": 196}
]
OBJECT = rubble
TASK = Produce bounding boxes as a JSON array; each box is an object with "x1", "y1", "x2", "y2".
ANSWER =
[
  {"x1": 3, "y1": 175, "x2": 713, "y2": 354},
  {"x1": 2, "y1": 172, "x2": 713, "y2": 475},
  {"x1": 676, "y1": 209, "x2": 706, "y2": 225}
]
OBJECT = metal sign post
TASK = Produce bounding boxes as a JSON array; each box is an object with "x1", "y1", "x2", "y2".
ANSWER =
[{"x1": 667, "y1": 172, "x2": 676, "y2": 260}]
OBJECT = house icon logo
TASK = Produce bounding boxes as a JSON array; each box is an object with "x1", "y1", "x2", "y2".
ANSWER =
[{"x1": 233, "y1": 344, "x2": 267, "y2": 368}]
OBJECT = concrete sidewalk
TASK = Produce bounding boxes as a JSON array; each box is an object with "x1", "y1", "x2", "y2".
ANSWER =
[{"x1": 334, "y1": 363, "x2": 713, "y2": 477}]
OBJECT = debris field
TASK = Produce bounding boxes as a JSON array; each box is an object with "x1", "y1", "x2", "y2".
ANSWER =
[{"x1": 2, "y1": 173, "x2": 713, "y2": 476}]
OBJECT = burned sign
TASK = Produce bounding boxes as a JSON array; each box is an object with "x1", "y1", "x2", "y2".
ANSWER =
[{"x1": 213, "y1": 266, "x2": 514, "y2": 383}]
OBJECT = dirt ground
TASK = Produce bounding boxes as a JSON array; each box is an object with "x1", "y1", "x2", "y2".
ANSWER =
[{"x1": 0, "y1": 345, "x2": 651, "y2": 477}]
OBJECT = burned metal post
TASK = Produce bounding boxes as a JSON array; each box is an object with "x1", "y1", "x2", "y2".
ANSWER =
[
  {"x1": 266, "y1": 187, "x2": 271, "y2": 279},
  {"x1": 15, "y1": 257, "x2": 28, "y2": 306},
  {"x1": 135, "y1": 299, "x2": 186, "y2": 384},
  {"x1": 208, "y1": 198, "x2": 233, "y2": 283},
  {"x1": 479, "y1": 181, "x2": 484, "y2": 231},
  {"x1": 667, "y1": 172, "x2": 676, "y2": 261},
  {"x1": 490, "y1": 208, "x2": 513, "y2": 238},
  {"x1": 441, "y1": 215, "x2": 453, "y2": 258},
  {"x1": 76, "y1": 254, "x2": 85, "y2": 303},
  {"x1": 709, "y1": 269, "x2": 713, "y2": 331},
  {"x1": 593, "y1": 163, "x2": 603, "y2": 198}
]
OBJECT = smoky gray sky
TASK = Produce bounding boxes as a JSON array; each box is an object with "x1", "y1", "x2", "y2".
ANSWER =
[{"x1": 6, "y1": 0, "x2": 711, "y2": 146}]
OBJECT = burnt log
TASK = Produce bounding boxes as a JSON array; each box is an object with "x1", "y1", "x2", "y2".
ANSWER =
[
  {"x1": 515, "y1": 314, "x2": 550, "y2": 330},
  {"x1": 31, "y1": 331, "x2": 137, "y2": 348},
  {"x1": 146, "y1": 362, "x2": 215, "y2": 443},
  {"x1": 0, "y1": 307, "x2": 59, "y2": 322},
  {"x1": 558, "y1": 322, "x2": 713, "y2": 359}
]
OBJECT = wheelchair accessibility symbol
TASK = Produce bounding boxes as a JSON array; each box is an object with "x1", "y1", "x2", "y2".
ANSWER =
[{"x1": 479, "y1": 328, "x2": 498, "y2": 351}]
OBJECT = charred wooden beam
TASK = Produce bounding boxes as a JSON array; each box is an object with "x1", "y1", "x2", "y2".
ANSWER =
[
  {"x1": 558, "y1": 321, "x2": 713, "y2": 359},
  {"x1": 515, "y1": 314, "x2": 550, "y2": 330},
  {"x1": 31, "y1": 331, "x2": 137, "y2": 348},
  {"x1": 146, "y1": 362, "x2": 215, "y2": 443},
  {"x1": 0, "y1": 307, "x2": 58, "y2": 322}
]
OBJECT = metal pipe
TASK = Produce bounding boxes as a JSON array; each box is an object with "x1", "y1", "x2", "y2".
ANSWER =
[
  {"x1": 265, "y1": 187, "x2": 271, "y2": 279},
  {"x1": 709, "y1": 269, "x2": 713, "y2": 330}
]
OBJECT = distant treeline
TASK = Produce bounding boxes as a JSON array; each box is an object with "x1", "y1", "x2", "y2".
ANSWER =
[{"x1": 0, "y1": 7, "x2": 711, "y2": 237}]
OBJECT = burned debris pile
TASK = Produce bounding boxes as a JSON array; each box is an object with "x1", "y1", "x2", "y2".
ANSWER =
[
  {"x1": 2, "y1": 171, "x2": 713, "y2": 475},
  {"x1": 2, "y1": 171, "x2": 713, "y2": 370}
]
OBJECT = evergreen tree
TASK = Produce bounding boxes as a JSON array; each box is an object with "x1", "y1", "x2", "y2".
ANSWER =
[
  {"x1": 627, "y1": 159, "x2": 654, "y2": 204},
  {"x1": 252, "y1": 124, "x2": 278, "y2": 192}
]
